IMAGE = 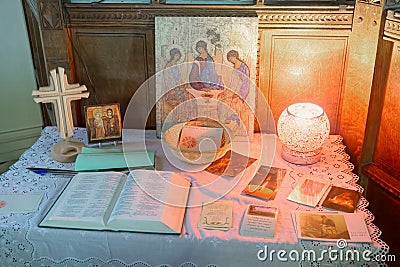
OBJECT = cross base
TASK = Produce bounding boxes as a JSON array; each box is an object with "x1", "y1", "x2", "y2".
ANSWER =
[{"x1": 51, "y1": 139, "x2": 85, "y2": 163}]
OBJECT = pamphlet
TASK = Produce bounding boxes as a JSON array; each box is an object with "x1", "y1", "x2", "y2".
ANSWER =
[
  {"x1": 321, "y1": 186, "x2": 361, "y2": 213},
  {"x1": 198, "y1": 200, "x2": 233, "y2": 230},
  {"x1": 292, "y1": 211, "x2": 371, "y2": 243},
  {"x1": 239, "y1": 205, "x2": 278, "y2": 238},
  {"x1": 242, "y1": 166, "x2": 287, "y2": 200},
  {"x1": 287, "y1": 177, "x2": 330, "y2": 207},
  {"x1": 179, "y1": 125, "x2": 223, "y2": 151},
  {"x1": 0, "y1": 193, "x2": 44, "y2": 214}
]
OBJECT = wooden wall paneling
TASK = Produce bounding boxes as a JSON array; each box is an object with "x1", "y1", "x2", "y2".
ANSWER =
[
  {"x1": 373, "y1": 42, "x2": 400, "y2": 178},
  {"x1": 70, "y1": 27, "x2": 155, "y2": 128},
  {"x1": 22, "y1": 0, "x2": 53, "y2": 126},
  {"x1": 359, "y1": 11, "x2": 400, "y2": 264},
  {"x1": 339, "y1": 0, "x2": 385, "y2": 169},
  {"x1": 38, "y1": 0, "x2": 70, "y2": 73},
  {"x1": 358, "y1": 12, "x2": 393, "y2": 189},
  {"x1": 259, "y1": 29, "x2": 350, "y2": 134}
]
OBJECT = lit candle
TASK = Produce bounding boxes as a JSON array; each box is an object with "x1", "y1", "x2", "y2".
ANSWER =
[{"x1": 277, "y1": 103, "x2": 330, "y2": 164}]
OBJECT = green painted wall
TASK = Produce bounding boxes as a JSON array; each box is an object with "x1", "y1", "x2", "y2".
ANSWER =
[{"x1": 0, "y1": 0, "x2": 43, "y2": 163}]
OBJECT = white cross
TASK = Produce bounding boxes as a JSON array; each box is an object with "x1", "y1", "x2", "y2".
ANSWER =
[{"x1": 32, "y1": 67, "x2": 89, "y2": 139}]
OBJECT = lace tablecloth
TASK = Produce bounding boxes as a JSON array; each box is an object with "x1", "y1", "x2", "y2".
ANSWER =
[{"x1": 0, "y1": 127, "x2": 389, "y2": 267}]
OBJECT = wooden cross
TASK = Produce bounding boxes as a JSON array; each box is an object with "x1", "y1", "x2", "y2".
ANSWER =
[{"x1": 32, "y1": 67, "x2": 89, "y2": 139}]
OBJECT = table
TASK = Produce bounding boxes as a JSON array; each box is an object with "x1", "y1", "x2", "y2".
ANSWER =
[{"x1": 0, "y1": 127, "x2": 389, "y2": 267}]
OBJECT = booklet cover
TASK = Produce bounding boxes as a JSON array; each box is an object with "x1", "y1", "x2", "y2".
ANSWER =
[
  {"x1": 292, "y1": 211, "x2": 371, "y2": 243},
  {"x1": 198, "y1": 200, "x2": 233, "y2": 230},
  {"x1": 321, "y1": 186, "x2": 361, "y2": 213},
  {"x1": 242, "y1": 166, "x2": 287, "y2": 200},
  {"x1": 239, "y1": 205, "x2": 278, "y2": 238},
  {"x1": 287, "y1": 177, "x2": 330, "y2": 207}
]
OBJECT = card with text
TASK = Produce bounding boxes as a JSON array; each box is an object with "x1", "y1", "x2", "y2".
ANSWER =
[{"x1": 0, "y1": 193, "x2": 44, "y2": 214}]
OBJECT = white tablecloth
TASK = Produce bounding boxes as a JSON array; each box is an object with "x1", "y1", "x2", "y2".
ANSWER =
[{"x1": 0, "y1": 127, "x2": 389, "y2": 267}]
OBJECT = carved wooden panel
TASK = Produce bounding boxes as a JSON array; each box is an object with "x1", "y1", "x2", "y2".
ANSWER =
[
  {"x1": 71, "y1": 28, "x2": 155, "y2": 128},
  {"x1": 373, "y1": 44, "x2": 400, "y2": 179},
  {"x1": 339, "y1": 1, "x2": 384, "y2": 167},
  {"x1": 259, "y1": 30, "x2": 350, "y2": 133}
]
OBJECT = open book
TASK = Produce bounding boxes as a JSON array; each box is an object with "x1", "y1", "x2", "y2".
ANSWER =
[{"x1": 40, "y1": 170, "x2": 191, "y2": 234}]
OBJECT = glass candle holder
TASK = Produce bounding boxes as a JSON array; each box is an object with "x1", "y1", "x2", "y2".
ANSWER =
[{"x1": 277, "y1": 103, "x2": 330, "y2": 165}]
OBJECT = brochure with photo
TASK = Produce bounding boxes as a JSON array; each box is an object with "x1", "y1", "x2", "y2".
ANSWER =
[
  {"x1": 239, "y1": 205, "x2": 278, "y2": 238},
  {"x1": 287, "y1": 177, "x2": 330, "y2": 207},
  {"x1": 322, "y1": 186, "x2": 361, "y2": 213},
  {"x1": 292, "y1": 211, "x2": 371, "y2": 243},
  {"x1": 242, "y1": 166, "x2": 287, "y2": 200}
]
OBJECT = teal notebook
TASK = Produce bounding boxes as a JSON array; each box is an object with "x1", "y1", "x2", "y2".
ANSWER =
[{"x1": 75, "y1": 147, "x2": 155, "y2": 171}]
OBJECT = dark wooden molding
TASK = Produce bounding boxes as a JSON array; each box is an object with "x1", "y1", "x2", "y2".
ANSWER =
[
  {"x1": 39, "y1": 0, "x2": 64, "y2": 30},
  {"x1": 363, "y1": 163, "x2": 400, "y2": 199},
  {"x1": 63, "y1": 3, "x2": 353, "y2": 29}
]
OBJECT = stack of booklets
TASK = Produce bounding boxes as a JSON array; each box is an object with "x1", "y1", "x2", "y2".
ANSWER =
[
  {"x1": 291, "y1": 211, "x2": 372, "y2": 243},
  {"x1": 198, "y1": 200, "x2": 233, "y2": 231},
  {"x1": 40, "y1": 170, "x2": 191, "y2": 234},
  {"x1": 239, "y1": 205, "x2": 278, "y2": 238},
  {"x1": 287, "y1": 177, "x2": 362, "y2": 213}
]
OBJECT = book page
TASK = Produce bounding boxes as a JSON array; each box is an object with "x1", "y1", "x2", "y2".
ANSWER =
[
  {"x1": 108, "y1": 174, "x2": 165, "y2": 221},
  {"x1": 41, "y1": 172, "x2": 126, "y2": 229},
  {"x1": 107, "y1": 170, "x2": 190, "y2": 233}
]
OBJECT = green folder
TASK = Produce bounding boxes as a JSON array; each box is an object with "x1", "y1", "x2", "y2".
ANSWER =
[{"x1": 75, "y1": 147, "x2": 155, "y2": 171}]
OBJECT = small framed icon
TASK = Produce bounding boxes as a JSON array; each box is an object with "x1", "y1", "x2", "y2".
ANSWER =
[{"x1": 85, "y1": 103, "x2": 122, "y2": 143}]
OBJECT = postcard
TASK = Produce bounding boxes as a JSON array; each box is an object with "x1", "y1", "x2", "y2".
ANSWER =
[
  {"x1": 293, "y1": 211, "x2": 371, "y2": 243},
  {"x1": 198, "y1": 200, "x2": 233, "y2": 230},
  {"x1": 287, "y1": 177, "x2": 330, "y2": 207},
  {"x1": 0, "y1": 193, "x2": 44, "y2": 214},
  {"x1": 206, "y1": 150, "x2": 257, "y2": 177},
  {"x1": 242, "y1": 166, "x2": 287, "y2": 200},
  {"x1": 178, "y1": 125, "x2": 223, "y2": 151},
  {"x1": 321, "y1": 186, "x2": 361, "y2": 213}
]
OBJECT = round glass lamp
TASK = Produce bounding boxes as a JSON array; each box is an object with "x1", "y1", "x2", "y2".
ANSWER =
[{"x1": 277, "y1": 103, "x2": 330, "y2": 165}]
